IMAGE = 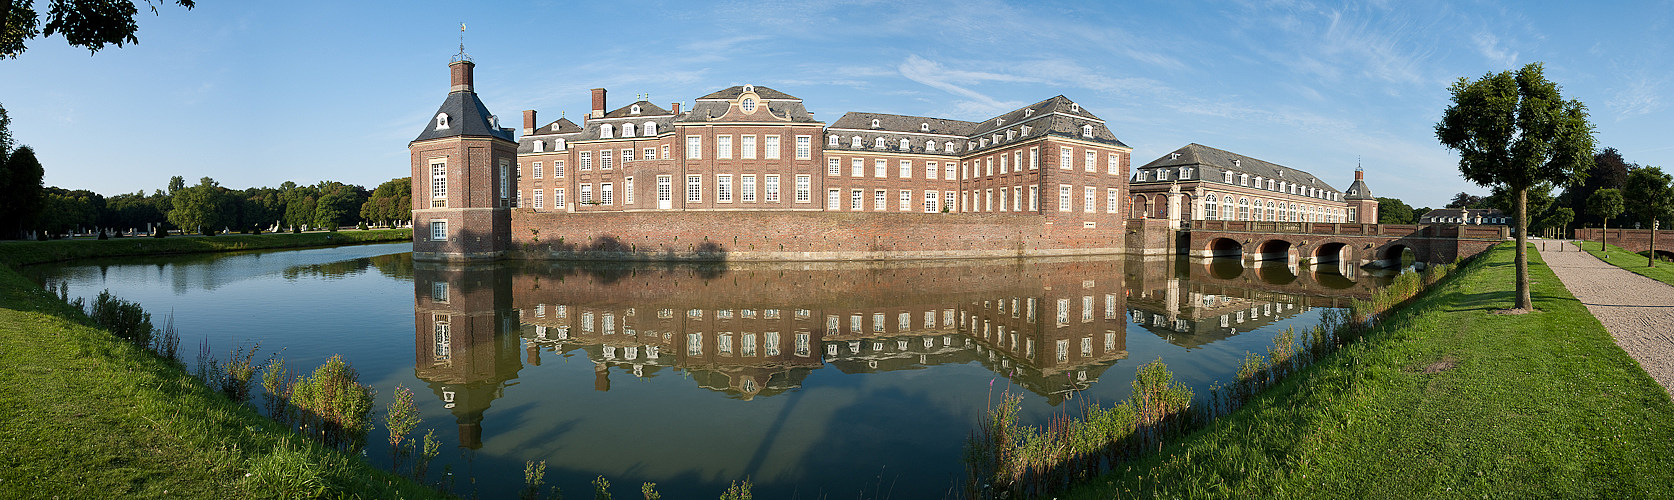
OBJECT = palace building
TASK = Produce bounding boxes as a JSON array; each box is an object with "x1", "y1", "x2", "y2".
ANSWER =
[{"x1": 409, "y1": 54, "x2": 1371, "y2": 262}]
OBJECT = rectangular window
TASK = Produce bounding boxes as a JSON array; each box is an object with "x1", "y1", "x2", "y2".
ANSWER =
[
  {"x1": 624, "y1": 177, "x2": 634, "y2": 205},
  {"x1": 945, "y1": 162, "x2": 956, "y2": 180},
  {"x1": 601, "y1": 182, "x2": 614, "y2": 205},
  {"x1": 899, "y1": 160, "x2": 912, "y2": 179},
  {"x1": 554, "y1": 160, "x2": 565, "y2": 178},
  {"x1": 1013, "y1": 186, "x2": 1021, "y2": 211},
  {"x1": 1085, "y1": 151, "x2": 1097, "y2": 172},
  {"x1": 717, "y1": 135, "x2": 733, "y2": 159},
  {"x1": 828, "y1": 158, "x2": 841, "y2": 176},
  {"x1": 429, "y1": 160, "x2": 447, "y2": 201},
  {"x1": 1014, "y1": 151, "x2": 1022, "y2": 172},
  {"x1": 498, "y1": 162, "x2": 509, "y2": 202},
  {"x1": 1108, "y1": 153, "x2": 1119, "y2": 175},
  {"x1": 944, "y1": 191, "x2": 955, "y2": 213},
  {"x1": 686, "y1": 136, "x2": 702, "y2": 159},
  {"x1": 851, "y1": 189, "x2": 863, "y2": 210},
  {"x1": 874, "y1": 190, "x2": 886, "y2": 211},
  {"x1": 765, "y1": 174, "x2": 781, "y2": 202},
  {"x1": 656, "y1": 175, "x2": 671, "y2": 204},
  {"x1": 852, "y1": 158, "x2": 864, "y2": 177},
  {"x1": 645, "y1": 147, "x2": 656, "y2": 160},
  {"x1": 999, "y1": 154, "x2": 1008, "y2": 174},
  {"x1": 1107, "y1": 188, "x2": 1118, "y2": 213},
  {"x1": 985, "y1": 157, "x2": 993, "y2": 176},
  {"x1": 796, "y1": 136, "x2": 811, "y2": 159},
  {"x1": 1029, "y1": 185, "x2": 1039, "y2": 211},
  {"x1": 999, "y1": 187, "x2": 1008, "y2": 212},
  {"x1": 741, "y1": 135, "x2": 756, "y2": 159},
  {"x1": 686, "y1": 175, "x2": 702, "y2": 202},
  {"x1": 580, "y1": 183, "x2": 593, "y2": 204},
  {"x1": 962, "y1": 161, "x2": 969, "y2": 179},
  {"x1": 828, "y1": 188, "x2": 840, "y2": 208},
  {"x1": 875, "y1": 159, "x2": 887, "y2": 178},
  {"x1": 430, "y1": 220, "x2": 447, "y2": 240},
  {"x1": 601, "y1": 150, "x2": 613, "y2": 170},
  {"x1": 622, "y1": 148, "x2": 635, "y2": 162},
  {"x1": 741, "y1": 175, "x2": 757, "y2": 202},
  {"x1": 985, "y1": 189, "x2": 993, "y2": 212},
  {"x1": 580, "y1": 151, "x2": 593, "y2": 170},
  {"x1": 795, "y1": 175, "x2": 811, "y2": 203},
  {"x1": 764, "y1": 135, "x2": 780, "y2": 159},
  {"x1": 533, "y1": 189, "x2": 544, "y2": 209},
  {"x1": 1060, "y1": 147, "x2": 1072, "y2": 169},
  {"x1": 1029, "y1": 147, "x2": 1039, "y2": 170},
  {"x1": 925, "y1": 190, "x2": 939, "y2": 213},
  {"x1": 926, "y1": 161, "x2": 938, "y2": 180},
  {"x1": 1059, "y1": 184, "x2": 1072, "y2": 211},
  {"x1": 717, "y1": 175, "x2": 733, "y2": 203},
  {"x1": 554, "y1": 187, "x2": 565, "y2": 209},
  {"x1": 1084, "y1": 186, "x2": 1095, "y2": 212},
  {"x1": 533, "y1": 162, "x2": 543, "y2": 179},
  {"x1": 899, "y1": 190, "x2": 912, "y2": 211},
  {"x1": 662, "y1": 144, "x2": 669, "y2": 159}
]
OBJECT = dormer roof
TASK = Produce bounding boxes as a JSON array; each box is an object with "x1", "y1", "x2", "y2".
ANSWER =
[{"x1": 412, "y1": 91, "x2": 516, "y2": 143}]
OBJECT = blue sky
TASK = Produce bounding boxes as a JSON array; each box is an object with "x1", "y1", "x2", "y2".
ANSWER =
[{"x1": 2, "y1": 0, "x2": 1669, "y2": 208}]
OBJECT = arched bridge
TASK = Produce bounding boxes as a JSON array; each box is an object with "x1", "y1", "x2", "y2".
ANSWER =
[{"x1": 1183, "y1": 220, "x2": 1508, "y2": 267}]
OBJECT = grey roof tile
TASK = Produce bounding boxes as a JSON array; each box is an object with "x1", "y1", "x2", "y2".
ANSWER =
[
  {"x1": 1135, "y1": 143, "x2": 1343, "y2": 194},
  {"x1": 413, "y1": 91, "x2": 516, "y2": 143}
]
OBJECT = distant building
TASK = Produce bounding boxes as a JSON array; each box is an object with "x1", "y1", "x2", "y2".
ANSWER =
[
  {"x1": 1126, "y1": 143, "x2": 1378, "y2": 224},
  {"x1": 1419, "y1": 208, "x2": 1508, "y2": 225}
]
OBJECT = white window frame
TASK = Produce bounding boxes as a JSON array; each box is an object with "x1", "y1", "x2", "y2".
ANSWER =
[
  {"x1": 717, "y1": 135, "x2": 733, "y2": 159},
  {"x1": 686, "y1": 136, "x2": 702, "y2": 159},
  {"x1": 430, "y1": 220, "x2": 447, "y2": 240},
  {"x1": 795, "y1": 174, "x2": 811, "y2": 203},
  {"x1": 796, "y1": 135, "x2": 811, "y2": 160},
  {"x1": 686, "y1": 175, "x2": 702, "y2": 202},
  {"x1": 765, "y1": 174, "x2": 781, "y2": 202},
  {"x1": 717, "y1": 174, "x2": 733, "y2": 203},
  {"x1": 741, "y1": 174, "x2": 757, "y2": 203},
  {"x1": 764, "y1": 135, "x2": 780, "y2": 159},
  {"x1": 554, "y1": 187, "x2": 566, "y2": 209}
]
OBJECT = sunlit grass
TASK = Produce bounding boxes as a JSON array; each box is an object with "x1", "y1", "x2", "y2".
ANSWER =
[{"x1": 1577, "y1": 240, "x2": 1674, "y2": 287}]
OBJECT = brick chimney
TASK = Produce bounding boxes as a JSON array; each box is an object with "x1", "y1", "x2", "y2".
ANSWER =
[
  {"x1": 590, "y1": 88, "x2": 607, "y2": 118},
  {"x1": 522, "y1": 110, "x2": 536, "y2": 135},
  {"x1": 1355, "y1": 169, "x2": 1365, "y2": 181},
  {"x1": 671, "y1": 102, "x2": 681, "y2": 115},
  {"x1": 449, "y1": 60, "x2": 474, "y2": 94}
]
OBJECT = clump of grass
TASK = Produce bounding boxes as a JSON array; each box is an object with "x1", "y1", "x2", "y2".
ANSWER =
[
  {"x1": 262, "y1": 357, "x2": 293, "y2": 425},
  {"x1": 641, "y1": 482, "x2": 660, "y2": 500},
  {"x1": 520, "y1": 460, "x2": 548, "y2": 500},
  {"x1": 154, "y1": 312, "x2": 181, "y2": 364},
  {"x1": 592, "y1": 475, "x2": 612, "y2": 500},
  {"x1": 718, "y1": 479, "x2": 752, "y2": 500},
  {"x1": 242, "y1": 436, "x2": 328, "y2": 499},
  {"x1": 89, "y1": 289, "x2": 153, "y2": 347},
  {"x1": 221, "y1": 343, "x2": 261, "y2": 403},
  {"x1": 288, "y1": 354, "x2": 375, "y2": 451}
]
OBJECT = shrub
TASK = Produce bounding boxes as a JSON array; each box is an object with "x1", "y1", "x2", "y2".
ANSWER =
[
  {"x1": 152, "y1": 228, "x2": 166, "y2": 238},
  {"x1": 154, "y1": 313, "x2": 181, "y2": 364},
  {"x1": 221, "y1": 343, "x2": 261, "y2": 403},
  {"x1": 357, "y1": 222, "x2": 369, "y2": 231},
  {"x1": 292, "y1": 226, "x2": 301, "y2": 234},
  {"x1": 289, "y1": 355, "x2": 375, "y2": 450},
  {"x1": 89, "y1": 289, "x2": 153, "y2": 347},
  {"x1": 384, "y1": 385, "x2": 421, "y2": 450}
]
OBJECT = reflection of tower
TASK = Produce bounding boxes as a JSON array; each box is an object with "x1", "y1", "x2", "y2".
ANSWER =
[{"x1": 413, "y1": 262, "x2": 523, "y2": 449}]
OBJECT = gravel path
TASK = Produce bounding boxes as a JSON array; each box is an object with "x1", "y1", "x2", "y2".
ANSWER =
[{"x1": 1538, "y1": 239, "x2": 1674, "y2": 395}]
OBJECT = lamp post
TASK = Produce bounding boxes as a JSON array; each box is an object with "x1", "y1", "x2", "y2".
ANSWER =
[{"x1": 1652, "y1": 219, "x2": 1660, "y2": 268}]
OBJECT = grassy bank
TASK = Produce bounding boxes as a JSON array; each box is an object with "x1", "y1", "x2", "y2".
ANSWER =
[
  {"x1": 1065, "y1": 243, "x2": 1674, "y2": 498},
  {"x1": 0, "y1": 228, "x2": 411, "y2": 267},
  {"x1": 0, "y1": 233, "x2": 441, "y2": 498},
  {"x1": 1579, "y1": 241, "x2": 1674, "y2": 287}
]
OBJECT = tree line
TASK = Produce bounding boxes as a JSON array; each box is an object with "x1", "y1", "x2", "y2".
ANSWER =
[{"x1": 1, "y1": 101, "x2": 411, "y2": 239}]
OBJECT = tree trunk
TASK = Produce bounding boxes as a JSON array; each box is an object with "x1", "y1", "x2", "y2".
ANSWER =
[{"x1": 1515, "y1": 186, "x2": 1532, "y2": 311}]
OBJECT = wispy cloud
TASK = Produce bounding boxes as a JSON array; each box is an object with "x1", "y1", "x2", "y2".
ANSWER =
[
  {"x1": 1471, "y1": 32, "x2": 1519, "y2": 68},
  {"x1": 896, "y1": 55, "x2": 1028, "y2": 116},
  {"x1": 1607, "y1": 77, "x2": 1666, "y2": 119}
]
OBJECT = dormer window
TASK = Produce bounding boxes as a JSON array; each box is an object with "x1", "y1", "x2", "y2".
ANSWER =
[
  {"x1": 899, "y1": 138, "x2": 910, "y2": 150},
  {"x1": 829, "y1": 135, "x2": 839, "y2": 146},
  {"x1": 968, "y1": 141, "x2": 976, "y2": 150},
  {"x1": 996, "y1": 118, "x2": 1005, "y2": 126},
  {"x1": 551, "y1": 123, "x2": 560, "y2": 131},
  {"x1": 630, "y1": 104, "x2": 642, "y2": 115},
  {"x1": 743, "y1": 84, "x2": 755, "y2": 93},
  {"x1": 980, "y1": 138, "x2": 989, "y2": 147},
  {"x1": 1007, "y1": 129, "x2": 1016, "y2": 141},
  {"x1": 600, "y1": 124, "x2": 614, "y2": 139},
  {"x1": 488, "y1": 115, "x2": 499, "y2": 128},
  {"x1": 644, "y1": 122, "x2": 656, "y2": 135},
  {"x1": 875, "y1": 137, "x2": 886, "y2": 148},
  {"x1": 1223, "y1": 171, "x2": 1233, "y2": 183},
  {"x1": 926, "y1": 141, "x2": 937, "y2": 152},
  {"x1": 740, "y1": 98, "x2": 756, "y2": 113},
  {"x1": 852, "y1": 136, "x2": 862, "y2": 148},
  {"x1": 1171, "y1": 152, "x2": 1181, "y2": 160},
  {"x1": 554, "y1": 138, "x2": 566, "y2": 150},
  {"x1": 920, "y1": 123, "x2": 930, "y2": 132},
  {"x1": 1232, "y1": 159, "x2": 1241, "y2": 167},
  {"x1": 1020, "y1": 125, "x2": 1031, "y2": 135},
  {"x1": 1025, "y1": 108, "x2": 1035, "y2": 117},
  {"x1": 533, "y1": 140, "x2": 545, "y2": 152},
  {"x1": 992, "y1": 134, "x2": 1000, "y2": 144},
  {"x1": 871, "y1": 118, "x2": 881, "y2": 128},
  {"x1": 1081, "y1": 124, "x2": 1093, "y2": 137},
  {"x1": 434, "y1": 113, "x2": 450, "y2": 130},
  {"x1": 1069, "y1": 102, "x2": 1080, "y2": 112},
  {"x1": 1137, "y1": 170, "x2": 1147, "y2": 181},
  {"x1": 946, "y1": 141, "x2": 956, "y2": 152},
  {"x1": 622, "y1": 122, "x2": 635, "y2": 137}
]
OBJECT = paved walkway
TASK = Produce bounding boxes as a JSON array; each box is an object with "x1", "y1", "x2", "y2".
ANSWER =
[{"x1": 1537, "y1": 239, "x2": 1674, "y2": 395}]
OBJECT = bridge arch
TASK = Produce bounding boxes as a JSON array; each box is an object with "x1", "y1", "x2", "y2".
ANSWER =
[
  {"x1": 1312, "y1": 241, "x2": 1353, "y2": 264},
  {"x1": 1254, "y1": 238, "x2": 1295, "y2": 262},
  {"x1": 1374, "y1": 243, "x2": 1416, "y2": 268},
  {"x1": 1206, "y1": 237, "x2": 1243, "y2": 258}
]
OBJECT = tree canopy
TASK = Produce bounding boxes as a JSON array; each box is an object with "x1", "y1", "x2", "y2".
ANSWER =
[
  {"x1": 2, "y1": 0, "x2": 196, "y2": 58},
  {"x1": 1446, "y1": 192, "x2": 1486, "y2": 209},
  {"x1": 1624, "y1": 167, "x2": 1674, "y2": 228},
  {"x1": 1435, "y1": 62, "x2": 1596, "y2": 311},
  {"x1": 1376, "y1": 197, "x2": 1415, "y2": 224}
]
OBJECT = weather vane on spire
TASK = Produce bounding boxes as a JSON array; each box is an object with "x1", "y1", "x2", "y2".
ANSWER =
[{"x1": 453, "y1": 22, "x2": 472, "y2": 63}]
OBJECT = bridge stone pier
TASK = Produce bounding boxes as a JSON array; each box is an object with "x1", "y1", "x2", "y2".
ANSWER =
[{"x1": 1176, "y1": 220, "x2": 1508, "y2": 267}]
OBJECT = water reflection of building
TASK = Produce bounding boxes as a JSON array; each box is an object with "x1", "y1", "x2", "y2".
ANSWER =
[
  {"x1": 1123, "y1": 253, "x2": 1377, "y2": 348},
  {"x1": 412, "y1": 263, "x2": 523, "y2": 449}
]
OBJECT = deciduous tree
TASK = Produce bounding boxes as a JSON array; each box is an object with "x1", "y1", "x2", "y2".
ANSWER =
[
  {"x1": 1, "y1": 0, "x2": 196, "y2": 58},
  {"x1": 1436, "y1": 62, "x2": 1596, "y2": 312},
  {"x1": 1587, "y1": 188, "x2": 1624, "y2": 252},
  {"x1": 1376, "y1": 197, "x2": 1415, "y2": 224}
]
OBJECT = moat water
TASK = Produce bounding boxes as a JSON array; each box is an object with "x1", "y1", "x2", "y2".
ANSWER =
[{"x1": 26, "y1": 242, "x2": 1400, "y2": 498}]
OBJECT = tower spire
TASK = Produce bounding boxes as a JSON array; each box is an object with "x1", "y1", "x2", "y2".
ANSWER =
[{"x1": 453, "y1": 22, "x2": 471, "y2": 63}]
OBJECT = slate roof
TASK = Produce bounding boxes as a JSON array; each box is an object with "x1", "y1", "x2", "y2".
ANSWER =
[
  {"x1": 963, "y1": 96, "x2": 1128, "y2": 153},
  {"x1": 602, "y1": 101, "x2": 673, "y2": 119},
  {"x1": 533, "y1": 117, "x2": 583, "y2": 135},
  {"x1": 828, "y1": 112, "x2": 980, "y2": 136},
  {"x1": 1345, "y1": 172, "x2": 1374, "y2": 200},
  {"x1": 696, "y1": 85, "x2": 801, "y2": 101},
  {"x1": 1135, "y1": 143, "x2": 1342, "y2": 195},
  {"x1": 413, "y1": 91, "x2": 516, "y2": 143}
]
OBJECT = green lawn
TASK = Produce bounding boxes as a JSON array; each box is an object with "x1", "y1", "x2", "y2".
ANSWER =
[
  {"x1": 1065, "y1": 243, "x2": 1674, "y2": 498},
  {"x1": 0, "y1": 228, "x2": 411, "y2": 267},
  {"x1": 0, "y1": 233, "x2": 443, "y2": 499},
  {"x1": 1577, "y1": 240, "x2": 1674, "y2": 287}
]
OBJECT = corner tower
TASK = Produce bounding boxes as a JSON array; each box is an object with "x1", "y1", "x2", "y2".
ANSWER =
[
  {"x1": 410, "y1": 54, "x2": 518, "y2": 261},
  {"x1": 1344, "y1": 166, "x2": 1378, "y2": 223}
]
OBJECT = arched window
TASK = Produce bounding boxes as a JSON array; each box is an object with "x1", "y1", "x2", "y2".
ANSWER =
[
  {"x1": 871, "y1": 118, "x2": 881, "y2": 128},
  {"x1": 1238, "y1": 198, "x2": 1250, "y2": 220},
  {"x1": 1223, "y1": 197, "x2": 1234, "y2": 220},
  {"x1": 921, "y1": 123, "x2": 930, "y2": 132},
  {"x1": 1131, "y1": 196, "x2": 1147, "y2": 218},
  {"x1": 1265, "y1": 201, "x2": 1275, "y2": 221},
  {"x1": 1239, "y1": 174, "x2": 1249, "y2": 186},
  {"x1": 600, "y1": 124, "x2": 614, "y2": 139},
  {"x1": 899, "y1": 138, "x2": 910, "y2": 150},
  {"x1": 875, "y1": 137, "x2": 886, "y2": 149},
  {"x1": 554, "y1": 138, "x2": 565, "y2": 150},
  {"x1": 829, "y1": 134, "x2": 839, "y2": 146},
  {"x1": 630, "y1": 104, "x2": 642, "y2": 114},
  {"x1": 1081, "y1": 124, "x2": 1093, "y2": 137},
  {"x1": 851, "y1": 136, "x2": 862, "y2": 148},
  {"x1": 622, "y1": 122, "x2": 635, "y2": 137},
  {"x1": 644, "y1": 122, "x2": 657, "y2": 136},
  {"x1": 926, "y1": 141, "x2": 937, "y2": 152},
  {"x1": 533, "y1": 140, "x2": 545, "y2": 153},
  {"x1": 1204, "y1": 194, "x2": 1218, "y2": 220},
  {"x1": 434, "y1": 113, "x2": 450, "y2": 130}
]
